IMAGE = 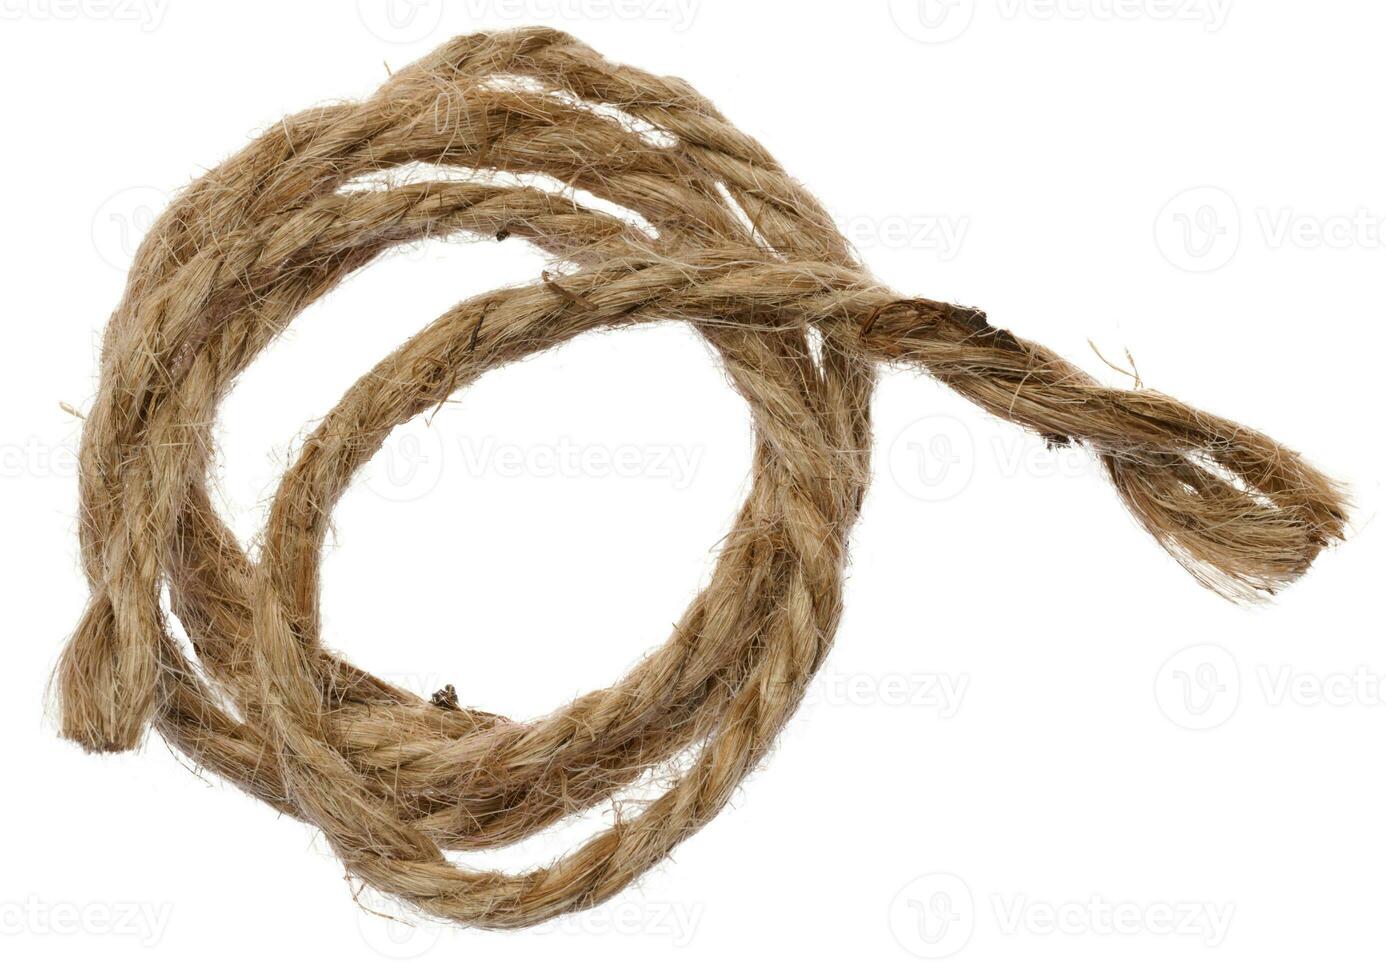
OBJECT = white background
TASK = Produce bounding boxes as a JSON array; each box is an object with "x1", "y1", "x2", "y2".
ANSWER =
[{"x1": 2, "y1": 1, "x2": 1383, "y2": 975}]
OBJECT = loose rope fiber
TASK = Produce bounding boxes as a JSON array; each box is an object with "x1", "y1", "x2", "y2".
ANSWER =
[{"x1": 56, "y1": 28, "x2": 1346, "y2": 927}]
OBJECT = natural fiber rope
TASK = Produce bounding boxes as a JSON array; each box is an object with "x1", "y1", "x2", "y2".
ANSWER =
[{"x1": 56, "y1": 28, "x2": 1346, "y2": 927}]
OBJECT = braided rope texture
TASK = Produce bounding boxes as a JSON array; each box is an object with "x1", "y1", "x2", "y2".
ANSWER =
[{"x1": 55, "y1": 28, "x2": 1346, "y2": 927}]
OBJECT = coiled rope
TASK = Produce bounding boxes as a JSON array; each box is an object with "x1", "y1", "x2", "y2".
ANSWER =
[{"x1": 56, "y1": 28, "x2": 1346, "y2": 927}]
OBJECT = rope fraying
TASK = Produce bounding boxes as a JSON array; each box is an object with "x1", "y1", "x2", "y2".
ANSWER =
[{"x1": 54, "y1": 28, "x2": 1346, "y2": 929}]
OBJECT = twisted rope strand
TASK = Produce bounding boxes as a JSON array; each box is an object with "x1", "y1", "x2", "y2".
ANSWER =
[{"x1": 56, "y1": 28, "x2": 1346, "y2": 927}]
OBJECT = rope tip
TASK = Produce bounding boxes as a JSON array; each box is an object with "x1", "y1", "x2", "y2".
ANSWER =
[
  {"x1": 53, "y1": 597, "x2": 156, "y2": 754},
  {"x1": 1104, "y1": 447, "x2": 1349, "y2": 603}
]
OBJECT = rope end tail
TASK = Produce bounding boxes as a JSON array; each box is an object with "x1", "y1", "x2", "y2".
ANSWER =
[
  {"x1": 1101, "y1": 433, "x2": 1348, "y2": 603},
  {"x1": 858, "y1": 299, "x2": 1348, "y2": 602},
  {"x1": 53, "y1": 594, "x2": 156, "y2": 753}
]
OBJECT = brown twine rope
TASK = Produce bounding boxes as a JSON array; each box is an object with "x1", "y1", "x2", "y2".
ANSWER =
[{"x1": 55, "y1": 28, "x2": 1346, "y2": 927}]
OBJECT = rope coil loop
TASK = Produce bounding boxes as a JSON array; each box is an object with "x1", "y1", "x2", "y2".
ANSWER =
[{"x1": 56, "y1": 28, "x2": 1346, "y2": 927}]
